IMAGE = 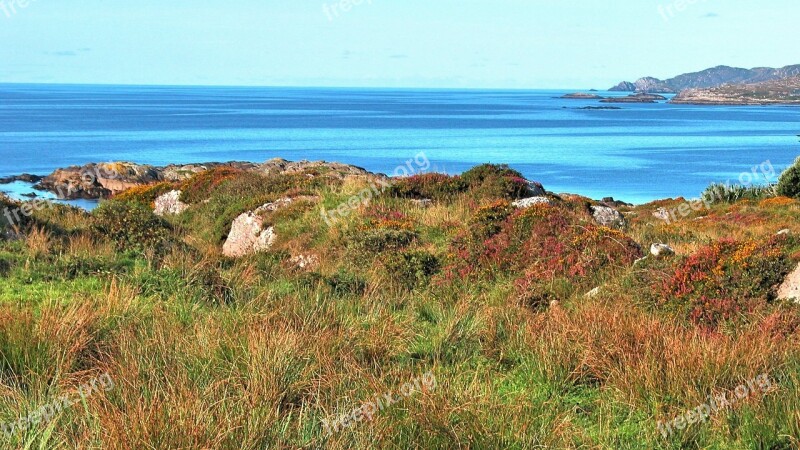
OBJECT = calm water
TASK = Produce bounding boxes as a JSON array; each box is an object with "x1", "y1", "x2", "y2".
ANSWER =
[{"x1": 1, "y1": 84, "x2": 799, "y2": 205}]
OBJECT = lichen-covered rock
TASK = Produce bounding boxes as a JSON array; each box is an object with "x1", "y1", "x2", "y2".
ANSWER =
[
  {"x1": 650, "y1": 243, "x2": 675, "y2": 258},
  {"x1": 290, "y1": 254, "x2": 319, "y2": 270},
  {"x1": 512, "y1": 197, "x2": 551, "y2": 208},
  {"x1": 154, "y1": 190, "x2": 189, "y2": 216},
  {"x1": 590, "y1": 205, "x2": 626, "y2": 228},
  {"x1": 221, "y1": 198, "x2": 294, "y2": 258},
  {"x1": 778, "y1": 263, "x2": 800, "y2": 303}
]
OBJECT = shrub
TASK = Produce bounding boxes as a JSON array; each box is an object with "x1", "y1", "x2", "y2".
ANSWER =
[
  {"x1": 462, "y1": 164, "x2": 531, "y2": 199},
  {"x1": 382, "y1": 250, "x2": 441, "y2": 288},
  {"x1": 179, "y1": 167, "x2": 245, "y2": 204},
  {"x1": 348, "y1": 228, "x2": 417, "y2": 254},
  {"x1": 91, "y1": 200, "x2": 175, "y2": 254},
  {"x1": 115, "y1": 182, "x2": 177, "y2": 206},
  {"x1": 656, "y1": 236, "x2": 794, "y2": 328},
  {"x1": 703, "y1": 182, "x2": 775, "y2": 205},
  {"x1": 388, "y1": 173, "x2": 467, "y2": 200},
  {"x1": 469, "y1": 200, "x2": 514, "y2": 239},
  {"x1": 777, "y1": 157, "x2": 800, "y2": 199},
  {"x1": 324, "y1": 269, "x2": 367, "y2": 297}
]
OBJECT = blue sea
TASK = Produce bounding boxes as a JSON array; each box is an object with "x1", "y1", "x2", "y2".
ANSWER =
[{"x1": 1, "y1": 84, "x2": 798, "y2": 205}]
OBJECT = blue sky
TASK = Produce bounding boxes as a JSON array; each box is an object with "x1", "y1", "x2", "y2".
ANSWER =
[{"x1": 0, "y1": 0, "x2": 796, "y2": 88}]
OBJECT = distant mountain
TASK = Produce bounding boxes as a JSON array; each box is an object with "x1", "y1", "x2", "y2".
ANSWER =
[
  {"x1": 610, "y1": 64, "x2": 800, "y2": 93},
  {"x1": 670, "y1": 76, "x2": 800, "y2": 105}
]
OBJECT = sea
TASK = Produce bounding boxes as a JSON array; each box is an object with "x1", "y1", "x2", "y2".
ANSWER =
[{"x1": 1, "y1": 83, "x2": 798, "y2": 207}]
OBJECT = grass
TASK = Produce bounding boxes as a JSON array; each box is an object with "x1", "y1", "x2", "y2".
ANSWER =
[{"x1": 1, "y1": 164, "x2": 800, "y2": 449}]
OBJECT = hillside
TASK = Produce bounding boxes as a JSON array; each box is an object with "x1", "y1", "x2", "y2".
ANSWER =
[
  {"x1": 670, "y1": 76, "x2": 800, "y2": 105},
  {"x1": 2, "y1": 160, "x2": 800, "y2": 448},
  {"x1": 610, "y1": 64, "x2": 800, "y2": 93}
]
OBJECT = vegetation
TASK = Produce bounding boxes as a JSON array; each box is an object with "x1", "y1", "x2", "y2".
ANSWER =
[{"x1": 2, "y1": 163, "x2": 800, "y2": 449}]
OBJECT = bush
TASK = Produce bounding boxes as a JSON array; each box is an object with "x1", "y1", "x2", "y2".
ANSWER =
[
  {"x1": 348, "y1": 228, "x2": 417, "y2": 254},
  {"x1": 469, "y1": 200, "x2": 514, "y2": 239},
  {"x1": 388, "y1": 173, "x2": 467, "y2": 200},
  {"x1": 702, "y1": 182, "x2": 775, "y2": 205},
  {"x1": 462, "y1": 164, "x2": 531, "y2": 199},
  {"x1": 91, "y1": 200, "x2": 175, "y2": 254},
  {"x1": 382, "y1": 250, "x2": 441, "y2": 288},
  {"x1": 115, "y1": 182, "x2": 177, "y2": 206},
  {"x1": 777, "y1": 157, "x2": 800, "y2": 199},
  {"x1": 325, "y1": 270, "x2": 367, "y2": 297},
  {"x1": 656, "y1": 236, "x2": 794, "y2": 328}
]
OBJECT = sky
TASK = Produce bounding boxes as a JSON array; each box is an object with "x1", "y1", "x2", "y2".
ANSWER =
[{"x1": 0, "y1": 0, "x2": 797, "y2": 89}]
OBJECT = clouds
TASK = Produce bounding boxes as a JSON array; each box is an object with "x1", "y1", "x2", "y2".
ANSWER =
[{"x1": 44, "y1": 48, "x2": 91, "y2": 57}]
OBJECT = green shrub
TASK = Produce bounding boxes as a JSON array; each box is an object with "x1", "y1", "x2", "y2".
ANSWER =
[
  {"x1": 388, "y1": 173, "x2": 468, "y2": 200},
  {"x1": 469, "y1": 200, "x2": 514, "y2": 239},
  {"x1": 777, "y1": 157, "x2": 800, "y2": 199},
  {"x1": 382, "y1": 250, "x2": 441, "y2": 288},
  {"x1": 702, "y1": 182, "x2": 775, "y2": 205},
  {"x1": 91, "y1": 200, "x2": 175, "y2": 254},
  {"x1": 462, "y1": 164, "x2": 531, "y2": 199},
  {"x1": 348, "y1": 228, "x2": 417, "y2": 254},
  {"x1": 325, "y1": 270, "x2": 367, "y2": 297},
  {"x1": 115, "y1": 182, "x2": 177, "y2": 206}
]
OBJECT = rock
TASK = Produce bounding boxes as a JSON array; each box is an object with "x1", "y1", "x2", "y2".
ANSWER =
[
  {"x1": 653, "y1": 208, "x2": 671, "y2": 221},
  {"x1": 290, "y1": 254, "x2": 319, "y2": 270},
  {"x1": 513, "y1": 197, "x2": 552, "y2": 208},
  {"x1": 222, "y1": 198, "x2": 294, "y2": 258},
  {"x1": 590, "y1": 205, "x2": 626, "y2": 228},
  {"x1": 777, "y1": 229, "x2": 792, "y2": 236},
  {"x1": 585, "y1": 287, "x2": 601, "y2": 298},
  {"x1": 526, "y1": 181, "x2": 546, "y2": 197},
  {"x1": 0, "y1": 173, "x2": 44, "y2": 184},
  {"x1": 153, "y1": 190, "x2": 189, "y2": 216},
  {"x1": 27, "y1": 159, "x2": 378, "y2": 200},
  {"x1": 561, "y1": 93, "x2": 605, "y2": 100},
  {"x1": 650, "y1": 243, "x2": 675, "y2": 258},
  {"x1": 778, "y1": 263, "x2": 800, "y2": 302},
  {"x1": 411, "y1": 199, "x2": 433, "y2": 208}
]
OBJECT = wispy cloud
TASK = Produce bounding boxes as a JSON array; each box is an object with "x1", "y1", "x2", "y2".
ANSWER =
[{"x1": 44, "y1": 48, "x2": 92, "y2": 57}]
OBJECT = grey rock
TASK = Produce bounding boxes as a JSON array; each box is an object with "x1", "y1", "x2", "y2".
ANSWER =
[{"x1": 591, "y1": 205, "x2": 626, "y2": 228}]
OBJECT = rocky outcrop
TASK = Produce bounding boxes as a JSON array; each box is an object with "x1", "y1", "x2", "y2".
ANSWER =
[
  {"x1": 153, "y1": 190, "x2": 189, "y2": 216},
  {"x1": 590, "y1": 205, "x2": 626, "y2": 228},
  {"x1": 222, "y1": 198, "x2": 294, "y2": 258},
  {"x1": 513, "y1": 197, "x2": 552, "y2": 208},
  {"x1": 609, "y1": 81, "x2": 637, "y2": 92},
  {"x1": 0, "y1": 174, "x2": 44, "y2": 184},
  {"x1": 777, "y1": 263, "x2": 800, "y2": 303},
  {"x1": 27, "y1": 159, "x2": 376, "y2": 200},
  {"x1": 601, "y1": 93, "x2": 667, "y2": 103},
  {"x1": 561, "y1": 93, "x2": 605, "y2": 100}
]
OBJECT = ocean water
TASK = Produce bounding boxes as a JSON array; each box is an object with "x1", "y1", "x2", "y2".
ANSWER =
[{"x1": 1, "y1": 84, "x2": 798, "y2": 205}]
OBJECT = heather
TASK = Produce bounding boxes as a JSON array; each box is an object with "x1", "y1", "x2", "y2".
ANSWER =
[{"x1": 1, "y1": 161, "x2": 800, "y2": 449}]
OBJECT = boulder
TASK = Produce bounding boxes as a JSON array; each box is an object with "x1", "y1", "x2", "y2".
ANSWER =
[
  {"x1": 650, "y1": 243, "x2": 675, "y2": 258},
  {"x1": 526, "y1": 181, "x2": 547, "y2": 197},
  {"x1": 290, "y1": 254, "x2": 320, "y2": 270},
  {"x1": 153, "y1": 190, "x2": 188, "y2": 216},
  {"x1": 411, "y1": 199, "x2": 433, "y2": 208},
  {"x1": 778, "y1": 263, "x2": 800, "y2": 303},
  {"x1": 513, "y1": 197, "x2": 551, "y2": 208},
  {"x1": 590, "y1": 205, "x2": 626, "y2": 228},
  {"x1": 222, "y1": 198, "x2": 293, "y2": 258}
]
